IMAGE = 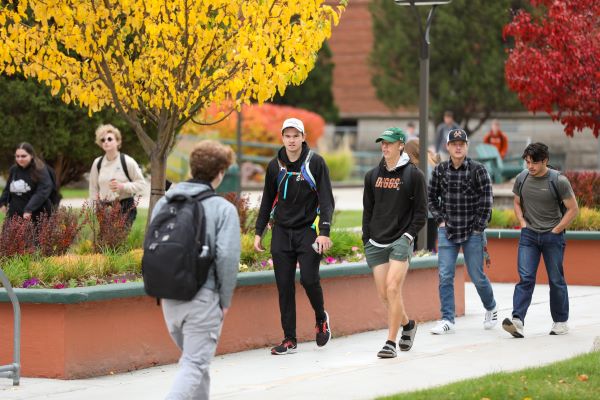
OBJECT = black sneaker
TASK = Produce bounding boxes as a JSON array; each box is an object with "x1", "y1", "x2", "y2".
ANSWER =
[
  {"x1": 399, "y1": 320, "x2": 417, "y2": 351},
  {"x1": 377, "y1": 342, "x2": 397, "y2": 359},
  {"x1": 315, "y1": 311, "x2": 331, "y2": 347},
  {"x1": 271, "y1": 338, "x2": 297, "y2": 355}
]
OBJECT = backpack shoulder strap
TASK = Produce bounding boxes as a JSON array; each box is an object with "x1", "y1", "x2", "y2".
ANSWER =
[
  {"x1": 120, "y1": 153, "x2": 132, "y2": 182},
  {"x1": 468, "y1": 160, "x2": 483, "y2": 188},
  {"x1": 547, "y1": 169, "x2": 567, "y2": 215},
  {"x1": 301, "y1": 150, "x2": 317, "y2": 191},
  {"x1": 515, "y1": 170, "x2": 528, "y2": 194},
  {"x1": 96, "y1": 155, "x2": 104, "y2": 174},
  {"x1": 547, "y1": 169, "x2": 560, "y2": 200}
]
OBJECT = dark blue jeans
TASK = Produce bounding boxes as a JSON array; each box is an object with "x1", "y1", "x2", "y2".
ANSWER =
[{"x1": 512, "y1": 228, "x2": 569, "y2": 324}]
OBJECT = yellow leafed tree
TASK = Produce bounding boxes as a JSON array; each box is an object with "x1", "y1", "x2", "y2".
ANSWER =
[{"x1": 0, "y1": 0, "x2": 345, "y2": 214}]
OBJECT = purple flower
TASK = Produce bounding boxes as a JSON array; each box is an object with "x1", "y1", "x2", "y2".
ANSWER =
[
  {"x1": 261, "y1": 261, "x2": 267, "y2": 267},
  {"x1": 22, "y1": 277, "x2": 40, "y2": 288}
]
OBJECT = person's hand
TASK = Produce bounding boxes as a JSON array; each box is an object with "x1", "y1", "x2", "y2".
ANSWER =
[
  {"x1": 520, "y1": 220, "x2": 527, "y2": 229},
  {"x1": 315, "y1": 235, "x2": 333, "y2": 254},
  {"x1": 23, "y1": 212, "x2": 32, "y2": 220},
  {"x1": 0, "y1": 205, "x2": 6, "y2": 213},
  {"x1": 439, "y1": 222, "x2": 446, "y2": 227},
  {"x1": 222, "y1": 307, "x2": 229, "y2": 316},
  {"x1": 254, "y1": 235, "x2": 265, "y2": 252},
  {"x1": 109, "y1": 179, "x2": 123, "y2": 192},
  {"x1": 551, "y1": 226, "x2": 562, "y2": 234}
]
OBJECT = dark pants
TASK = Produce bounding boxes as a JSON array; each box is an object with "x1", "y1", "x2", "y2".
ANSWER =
[
  {"x1": 101, "y1": 198, "x2": 137, "y2": 228},
  {"x1": 512, "y1": 228, "x2": 569, "y2": 324},
  {"x1": 119, "y1": 197, "x2": 137, "y2": 228},
  {"x1": 271, "y1": 224, "x2": 326, "y2": 340}
]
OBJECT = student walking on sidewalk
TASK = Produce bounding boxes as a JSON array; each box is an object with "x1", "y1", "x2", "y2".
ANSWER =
[
  {"x1": 149, "y1": 141, "x2": 240, "y2": 400},
  {"x1": 428, "y1": 128, "x2": 498, "y2": 334},
  {"x1": 254, "y1": 118, "x2": 335, "y2": 355},
  {"x1": 502, "y1": 143, "x2": 578, "y2": 338},
  {"x1": 362, "y1": 128, "x2": 427, "y2": 358}
]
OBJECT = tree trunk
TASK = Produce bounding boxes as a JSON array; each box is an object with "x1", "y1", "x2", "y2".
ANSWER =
[{"x1": 148, "y1": 151, "x2": 167, "y2": 227}]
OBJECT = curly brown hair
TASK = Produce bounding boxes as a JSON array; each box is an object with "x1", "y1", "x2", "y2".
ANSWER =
[{"x1": 189, "y1": 140, "x2": 236, "y2": 182}]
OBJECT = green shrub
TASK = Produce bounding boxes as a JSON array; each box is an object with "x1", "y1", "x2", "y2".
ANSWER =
[
  {"x1": 571, "y1": 207, "x2": 600, "y2": 230},
  {"x1": 489, "y1": 209, "x2": 519, "y2": 229},
  {"x1": 322, "y1": 149, "x2": 353, "y2": 181}
]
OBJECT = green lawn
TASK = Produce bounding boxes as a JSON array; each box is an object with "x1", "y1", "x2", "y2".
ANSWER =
[
  {"x1": 380, "y1": 351, "x2": 600, "y2": 400},
  {"x1": 333, "y1": 210, "x2": 362, "y2": 229},
  {"x1": 60, "y1": 188, "x2": 89, "y2": 199}
]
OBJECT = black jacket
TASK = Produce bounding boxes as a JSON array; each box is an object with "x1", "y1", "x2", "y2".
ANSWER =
[
  {"x1": 255, "y1": 142, "x2": 335, "y2": 236},
  {"x1": 0, "y1": 163, "x2": 53, "y2": 218},
  {"x1": 362, "y1": 155, "x2": 427, "y2": 244}
]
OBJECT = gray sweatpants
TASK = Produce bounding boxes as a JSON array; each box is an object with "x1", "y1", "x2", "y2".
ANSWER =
[{"x1": 162, "y1": 287, "x2": 223, "y2": 400}]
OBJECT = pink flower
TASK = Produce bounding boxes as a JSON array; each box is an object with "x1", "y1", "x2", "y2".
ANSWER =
[
  {"x1": 53, "y1": 283, "x2": 65, "y2": 289},
  {"x1": 325, "y1": 256, "x2": 337, "y2": 264},
  {"x1": 268, "y1": 259, "x2": 273, "y2": 266},
  {"x1": 351, "y1": 246, "x2": 359, "y2": 252}
]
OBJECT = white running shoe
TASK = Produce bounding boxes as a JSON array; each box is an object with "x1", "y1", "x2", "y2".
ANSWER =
[
  {"x1": 502, "y1": 317, "x2": 524, "y2": 338},
  {"x1": 550, "y1": 321, "x2": 569, "y2": 335},
  {"x1": 430, "y1": 319, "x2": 455, "y2": 335},
  {"x1": 483, "y1": 306, "x2": 498, "y2": 330}
]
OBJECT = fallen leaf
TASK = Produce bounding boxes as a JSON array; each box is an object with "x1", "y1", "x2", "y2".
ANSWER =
[
  {"x1": 577, "y1": 374, "x2": 589, "y2": 382},
  {"x1": 558, "y1": 379, "x2": 566, "y2": 384}
]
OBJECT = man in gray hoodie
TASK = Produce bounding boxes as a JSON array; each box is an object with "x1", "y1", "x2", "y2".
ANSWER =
[{"x1": 151, "y1": 140, "x2": 241, "y2": 400}]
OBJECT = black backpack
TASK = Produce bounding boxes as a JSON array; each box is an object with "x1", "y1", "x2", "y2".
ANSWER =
[
  {"x1": 46, "y1": 165, "x2": 62, "y2": 209},
  {"x1": 142, "y1": 190, "x2": 216, "y2": 301}
]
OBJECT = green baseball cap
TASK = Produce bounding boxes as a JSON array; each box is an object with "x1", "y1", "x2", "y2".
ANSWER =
[{"x1": 375, "y1": 127, "x2": 407, "y2": 143}]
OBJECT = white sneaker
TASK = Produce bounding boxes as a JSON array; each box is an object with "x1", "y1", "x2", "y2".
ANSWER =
[
  {"x1": 483, "y1": 306, "x2": 498, "y2": 330},
  {"x1": 550, "y1": 322, "x2": 569, "y2": 335},
  {"x1": 430, "y1": 319, "x2": 455, "y2": 335},
  {"x1": 502, "y1": 317, "x2": 524, "y2": 338}
]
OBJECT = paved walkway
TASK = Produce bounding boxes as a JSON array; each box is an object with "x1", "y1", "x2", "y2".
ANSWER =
[
  {"x1": 3, "y1": 283, "x2": 599, "y2": 399},
  {"x1": 61, "y1": 184, "x2": 514, "y2": 211}
]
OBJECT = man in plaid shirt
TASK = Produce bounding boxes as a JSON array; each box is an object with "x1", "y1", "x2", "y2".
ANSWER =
[{"x1": 428, "y1": 128, "x2": 498, "y2": 334}]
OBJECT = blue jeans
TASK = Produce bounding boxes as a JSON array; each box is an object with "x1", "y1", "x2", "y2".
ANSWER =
[
  {"x1": 512, "y1": 228, "x2": 569, "y2": 324},
  {"x1": 438, "y1": 227, "x2": 496, "y2": 323}
]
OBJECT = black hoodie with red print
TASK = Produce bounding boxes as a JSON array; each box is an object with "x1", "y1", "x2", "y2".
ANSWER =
[{"x1": 362, "y1": 152, "x2": 427, "y2": 245}]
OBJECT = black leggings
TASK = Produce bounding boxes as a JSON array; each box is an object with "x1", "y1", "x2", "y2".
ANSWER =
[{"x1": 270, "y1": 225, "x2": 326, "y2": 339}]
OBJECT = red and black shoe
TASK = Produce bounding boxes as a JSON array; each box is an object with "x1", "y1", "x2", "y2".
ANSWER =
[
  {"x1": 271, "y1": 338, "x2": 297, "y2": 355},
  {"x1": 316, "y1": 311, "x2": 331, "y2": 347}
]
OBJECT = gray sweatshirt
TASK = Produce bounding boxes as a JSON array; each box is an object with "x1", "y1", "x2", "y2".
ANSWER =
[{"x1": 151, "y1": 182, "x2": 241, "y2": 308}]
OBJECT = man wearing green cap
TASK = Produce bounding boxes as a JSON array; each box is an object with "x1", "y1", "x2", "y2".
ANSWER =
[{"x1": 362, "y1": 127, "x2": 427, "y2": 358}]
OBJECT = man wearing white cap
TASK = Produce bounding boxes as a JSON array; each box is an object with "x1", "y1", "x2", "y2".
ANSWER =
[{"x1": 254, "y1": 118, "x2": 335, "y2": 355}]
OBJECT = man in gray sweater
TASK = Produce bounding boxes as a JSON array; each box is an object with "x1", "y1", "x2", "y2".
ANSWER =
[{"x1": 151, "y1": 140, "x2": 241, "y2": 400}]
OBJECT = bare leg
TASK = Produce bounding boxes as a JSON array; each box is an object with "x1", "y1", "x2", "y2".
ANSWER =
[{"x1": 385, "y1": 259, "x2": 410, "y2": 342}]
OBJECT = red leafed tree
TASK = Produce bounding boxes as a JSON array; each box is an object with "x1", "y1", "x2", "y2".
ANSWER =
[{"x1": 504, "y1": 0, "x2": 600, "y2": 137}]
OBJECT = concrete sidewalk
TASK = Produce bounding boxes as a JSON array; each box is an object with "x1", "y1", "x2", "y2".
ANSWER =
[
  {"x1": 61, "y1": 183, "x2": 514, "y2": 212},
  {"x1": 2, "y1": 283, "x2": 599, "y2": 399}
]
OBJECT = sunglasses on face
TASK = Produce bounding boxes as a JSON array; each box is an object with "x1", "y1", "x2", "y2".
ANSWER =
[{"x1": 101, "y1": 137, "x2": 115, "y2": 143}]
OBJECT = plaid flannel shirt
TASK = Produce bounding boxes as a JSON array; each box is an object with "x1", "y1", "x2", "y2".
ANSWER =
[{"x1": 428, "y1": 158, "x2": 493, "y2": 243}]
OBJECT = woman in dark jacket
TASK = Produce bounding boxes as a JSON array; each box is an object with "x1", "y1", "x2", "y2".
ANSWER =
[{"x1": 0, "y1": 142, "x2": 53, "y2": 221}]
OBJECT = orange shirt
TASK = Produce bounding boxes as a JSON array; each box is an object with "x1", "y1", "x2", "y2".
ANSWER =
[{"x1": 483, "y1": 130, "x2": 509, "y2": 159}]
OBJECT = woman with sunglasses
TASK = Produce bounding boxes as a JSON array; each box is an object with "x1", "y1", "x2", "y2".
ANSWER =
[
  {"x1": 0, "y1": 142, "x2": 53, "y2": 221},
  {"x1": 89, "y1": 124, "x2": 146, "y2": 227}
]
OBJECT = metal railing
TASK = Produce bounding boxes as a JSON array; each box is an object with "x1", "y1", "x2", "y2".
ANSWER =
[{"x1": 0, "y1": 267, "x2": 21, "y2": 386}]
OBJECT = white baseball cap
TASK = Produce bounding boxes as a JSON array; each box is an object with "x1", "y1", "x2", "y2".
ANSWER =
[{"x1": 281, "y1": 118, "x2": 305, "y2": 134}]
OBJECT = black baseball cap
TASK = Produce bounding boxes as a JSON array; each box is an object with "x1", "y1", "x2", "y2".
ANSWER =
[{"x1": 446, "y1": 128, "x2": 468, "y2": 143}]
